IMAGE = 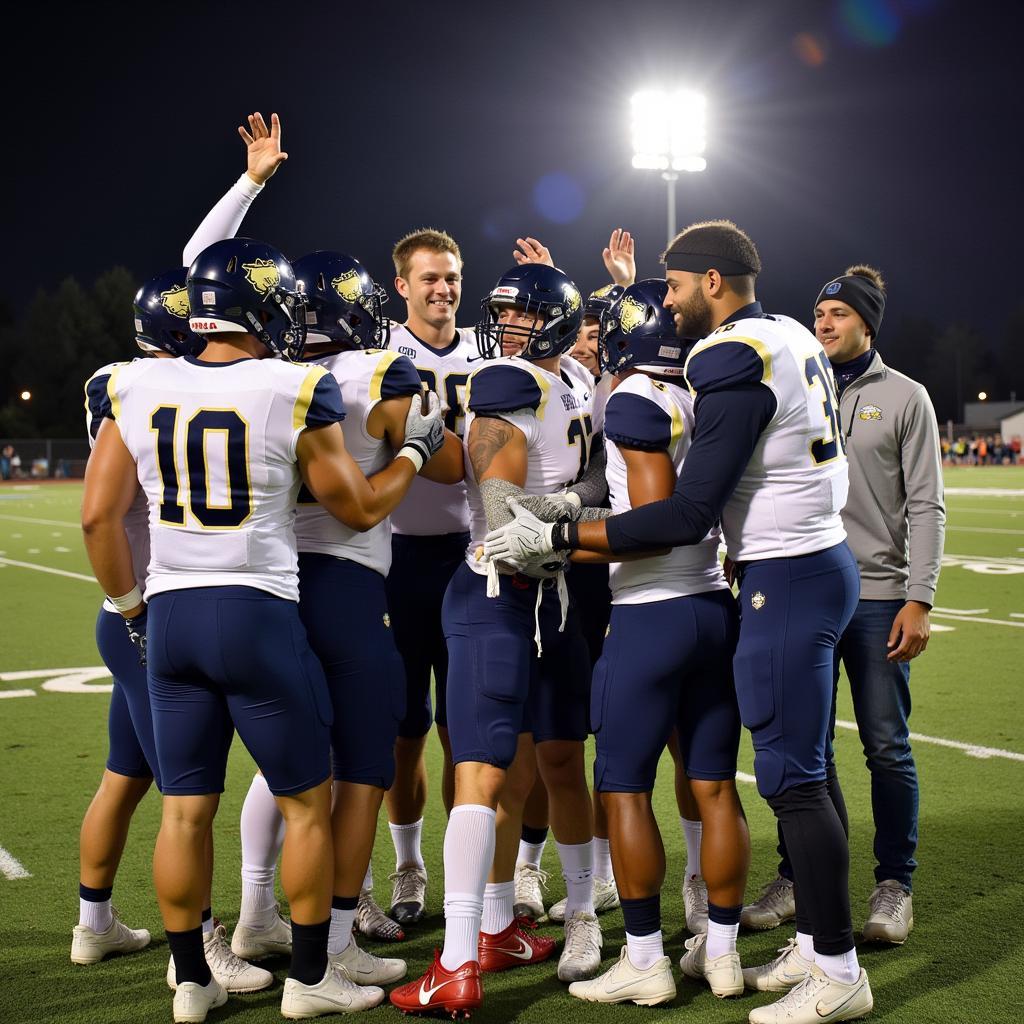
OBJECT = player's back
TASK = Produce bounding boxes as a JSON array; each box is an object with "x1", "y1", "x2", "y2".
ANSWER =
[
  {"x1": 104, "y1": 355, "x2": 342, "y2": 601},
  {"x1": 294, "y1": 347, "x2": 421, "y2": 576},
  {"x1": 685, "y1": 313, "x2": 849, "y2": 561}
]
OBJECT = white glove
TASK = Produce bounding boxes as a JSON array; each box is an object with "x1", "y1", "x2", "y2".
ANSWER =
[
  {"x1": 399, "y1": 390, "x2": 444, "y2": 471},
  {"x1": 483, "y1": 499, "x2": 558, "y2": 563}
]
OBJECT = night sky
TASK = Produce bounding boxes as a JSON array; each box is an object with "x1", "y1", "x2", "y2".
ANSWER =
[{"x1": 5, "y1": 0, "x2": 1021, "y2": 349}]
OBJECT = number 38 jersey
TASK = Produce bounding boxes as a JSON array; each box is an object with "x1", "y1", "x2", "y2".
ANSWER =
[
  {"x1": 100, "y1": 355, "x2": 345, "y2": 602},
  {"x1": 388, "y1": 324, "x2": 477, "y2": 537},
  {"x1": 463, "y1": 354, "x2": 596, "y2": 573},
  {"x1": 294, "y1": 348, "x2": 422, "y2": 576},
  {"x1": 684, "y1": 313, "x2": 849, "y2": 561}
]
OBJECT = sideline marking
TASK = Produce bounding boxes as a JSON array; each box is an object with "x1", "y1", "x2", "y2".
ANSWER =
[
  {"x1": 835, "y1": 720, "x2": 1024, "y2": 762},
  {"x1": 737, "y1": 772, "x2": 757, "y2": 785},
  {"x1": 0, "y1": 557, "x2": 94, "y2": 583},
  {"x1": 0, "y1": 846, "x2": 31, "y2": 880},
  {"x1": 930, "y1": 612, "x2": 1024, "y2": 629},
  {"x1": 945, "y1": 487, "x2": 1024, "y2": 497},
  {"x1": 0, "y1": 513, "x2": 78, "y2": 528}
]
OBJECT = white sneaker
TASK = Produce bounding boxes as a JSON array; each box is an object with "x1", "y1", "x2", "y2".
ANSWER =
[
  {"x1": 747, "y1": 965, "x2": 873, "y2": 1023},
  {"x1": 862, "y1": 880, "x2": 913, "y2": 944},
  {"x1": 683, "y1": 874, "x2": 709, "y2": 934},
  {"x1": 172, "y1": 977, "x2": 227, "y2": 1023},
  {"x1": 569, "y1": 945, "x2": 675, "y2": 1007},
  {"x1": 679, "y1": 932, "x2": 743, "y2": 998},
  {"x1": 354, "y1": 888, "x2": 405, "y2": 942},
  {"x1": 231, "y1": 905, "x2": 292, "y2": 960},
  {"x1": 280, "y1": 963, "x2": 385, "y2": 1018},
  {"x1": 741, "y1": 875, "x2": 796, "y2": 930},
  {"x1": 330, "y1": 936, "x2": 407, "y2": 985},
  {"x1": 71, "y1": 909, "x2": 150, "y2": 964},
  {"x1": 549, "y1": 876, "x2": 619, "y2": 923},
  {"x1": 742, "y1": 936, "x2": 814, "y2": 992},
  {"x1": 168, "y1": 923, "x2": 273, "y2": 993},
  {"x1": 557, "y1": 910, "x2": 603, "y2": 982},
  {"x1": 388, "y1": 866, "x2": 427, "y2": 925},
  {"x1": 513, "y1": 862, "x2": 548, "y2": 921}
]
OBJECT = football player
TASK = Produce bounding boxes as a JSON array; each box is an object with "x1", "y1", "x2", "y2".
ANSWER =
[
  {"x1": 390, "y1": 263, "x2": 603, "y2": 1017},
  {"x1": 81, "y1": 236, "x2": 445, "y2": 1023},
  {"x1": 485, "y1": 220, "x2": 874, "y2": 1024}
]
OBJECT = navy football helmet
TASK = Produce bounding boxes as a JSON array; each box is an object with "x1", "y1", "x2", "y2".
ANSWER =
[
  {"x1": 584, "y1": 283, "x2": 624, "y2": 321},
  {"x1": 598, "y1": 278, "x2": 694, "y2": 377},
  {"x1": 476, "y1": 264, "x2": 584, "y2": 361},
  {"x1": 133, "y1": 268, "x2": 204, "y2": 357},
  {"x1": 186, "y1": 238, "x2": 307, "y2": 359},
  {"x1": 293, "y1": 251, "x2": 390, "y2": 351}
]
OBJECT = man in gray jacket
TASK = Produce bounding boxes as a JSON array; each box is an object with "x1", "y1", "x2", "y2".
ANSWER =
[{"x1": 742, "y1": 265, "x2": 944, "y2": 951}]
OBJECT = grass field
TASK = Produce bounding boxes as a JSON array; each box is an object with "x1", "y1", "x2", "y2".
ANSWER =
[{"x1": 1, "y1": 469, "x2": 1022, "y2": 1024}]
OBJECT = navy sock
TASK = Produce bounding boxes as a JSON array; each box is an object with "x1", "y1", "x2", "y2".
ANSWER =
[
  {"x1": 708, "y1": 901, "x2": 743, "y2": 926},
  {"x1": 167, "y1": 927, "x2": 211, "y2": 986},
  {"x1": 620, "y1": 894, "x2": 661, "y2": 936},
  {"x1": 79, "y1": 883, "x2": 113, "y2": 902},
  {"x1": 201, "y1": 907, "x2": 212, "y2": 923},
  {"x1": 290, "y1": 918, "x2": 330, "y2": 986},
  {"x1": 521, "y1": 824, "x2": 549, "y2": 845},
  {"x1": 332, "y1": 894, "x2": 358, "y2": 911}
]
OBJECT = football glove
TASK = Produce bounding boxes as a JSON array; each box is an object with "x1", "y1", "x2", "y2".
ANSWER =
[
  {"x1": 400, "y1": 389, "x2": 445, "y2": 469},
  {"x1": 483, "y1": 499, "x2": 558, "y2": 564},
  {"x1": 124, "y1": 607, "x2": 148, "y2": 667}
]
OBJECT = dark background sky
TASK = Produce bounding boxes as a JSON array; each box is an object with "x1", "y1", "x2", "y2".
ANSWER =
[{"x1": 4, "y1": 0, "x2": 1021, "y2": 363}]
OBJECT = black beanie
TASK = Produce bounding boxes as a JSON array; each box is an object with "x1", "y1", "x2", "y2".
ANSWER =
[{"x1": 815, "y1": 274, "x2": 885, "y2": 338}]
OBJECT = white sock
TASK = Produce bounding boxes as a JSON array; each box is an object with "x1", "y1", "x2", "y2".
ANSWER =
[
  {"x1": 626, "y1": 929, "x2": 664, "y2": 970},
  {"x1": 705, "y1": 920, "x2": 738, "y2": 959},
  {"x1": 796, "y1": 930, "x2": 815, "y2": 961},
  {"x1": 201, "y1": 912, "x2": 214, "y2": 937},
  {"x1": 440, "y1": 805, "x2": 496, "y2": 971},
  {"x1": 238, "y1": 773, "x2": 285, "y2": 928},
  {"x1": 516, "y1": 838, "x2": 545, "y2": 870},
  {"x1": 389, "y1": 818, "x2": 425, "y2": 871},
  {"x1": 79, "y1": 897, "x2": 112, "y2": 932},
  {"x1": 816, "y1": 947, "x2": 860, "y2": 985},
  {"x1": 362, "y1": 863, "x2": 373, "y2": 893},
  {"x1": 556, "y1": 840, "x2": 594, "y2": 917},
  {"x1": 680, "y1": 817, "x2": 702, "y2": 879},
  {"x1": 592, "y1": 836, "x2": 614, "y2": 882},
  {"x1": 481, "y1": 881, "x2": 514, "y2": 935},
  {"x1": 328, "y1": 904, "x2": 356, "y2": 955}
]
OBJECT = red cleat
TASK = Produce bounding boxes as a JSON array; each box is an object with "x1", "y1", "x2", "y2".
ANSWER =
[
  {"x1": 389, "y1": 950, "x2": 482, "y2": 1018},
  {"x1": 478, "y1": 918, "x2": 556, "y2": 972}
]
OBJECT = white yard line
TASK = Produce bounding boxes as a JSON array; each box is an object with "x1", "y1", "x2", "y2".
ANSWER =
[
  {"x1": 944, "y1": 488, "x2": 1024, "y2": 497},
  {"x1": 943, "y1": 507, "x2": 1024, "y2": 516},
  {"x1": 0, "y1": 557, "x2": 94, "y2": 583},
  {"x1": 835, "y1": 720, "x2": 1024, "y2": 763},
  {"x1": 946, "y1": 526, "x2": 1024, "y2": 536},
  {"x1": 930, "y1": 612, "x2": 1024, "y2": 629},
  {"x1": 944, "y1": 553, "x2": 1024, "y2": 565},
  {"x1": 0, "y1": 846, "x2": 31, "y2": 880},
  {"x1": 737, "y1": 772, "x2": 757, "y2": 784},
  {"x1": 0, "y1": 513, "x2": 79, "y2": 528}
]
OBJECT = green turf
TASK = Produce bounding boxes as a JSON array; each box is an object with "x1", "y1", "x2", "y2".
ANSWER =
[{"x1": 1, "y1": 471, "x2": 1022, "y2": 1023}]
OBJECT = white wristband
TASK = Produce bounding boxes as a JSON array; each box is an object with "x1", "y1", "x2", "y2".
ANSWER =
[
  {"x1": 108, "y1": 586, "x2": 143, "y2": 614},
  {"x1": 396, "y1": 446, "x2": 425, "y2": 473}
]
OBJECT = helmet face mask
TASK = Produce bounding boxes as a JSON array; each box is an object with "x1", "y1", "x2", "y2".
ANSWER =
[
  {"x1": 133, "y1": 268, "x2": 205, "y2": 357},
  {"x1": 597, "y1": 278, "x2": 693, "y2": 378}
]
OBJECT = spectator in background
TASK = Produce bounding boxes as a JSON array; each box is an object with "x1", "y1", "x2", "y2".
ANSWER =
[{"x1": 0, "y1": 443, "x2": 13, "y2": 480}]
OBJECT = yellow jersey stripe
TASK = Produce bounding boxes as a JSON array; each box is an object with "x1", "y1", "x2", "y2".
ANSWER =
[
  {"x1": 368, "y1": 350, "x2": 401, "y2": 402},
  {"x1": 293, "y1": 365, "x2": 329, "y2": 432},
  {"x1": 106, "y1": 365, "x2": 123, "y2": 421}
]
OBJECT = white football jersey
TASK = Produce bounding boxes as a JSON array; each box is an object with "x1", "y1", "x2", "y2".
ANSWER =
[
  {"x1": 389, "y1": 324, "x2": 477, "y2": 536},
  {"x1": 463, "y1": 354, "x2": 596, "y2": 574},
  {"x1": 295, "y1": 348, "x2": 422, "y2": 575},
  {"x1": 684, "y1": 313, "x2": 849, "y2": 561},
  {"x1": 85, "y1": 360, "x2": 151, "y2": 608},
  {"x1": 604, "y1": 374, "x2": 727, "y2": 604},
  {"x1": 101, "y1": 356, "x2": 345, "y2": 601}
]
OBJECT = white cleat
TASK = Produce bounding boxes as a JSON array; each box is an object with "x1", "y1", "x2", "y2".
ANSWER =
[
  {"x1": 388, "y1": 866, "x2": 427, "y2": 925},
  {"x1": 280, "y1": 963, "x2": 385, "y2": 1018},
  {"x1": 71, "y1": 909, "x2": 150, "y2": 964},
  {"x1": 569, "y1": 945, "x2": 675, "y2": 1006},
  {"x1": 742, "y1": 937, "x2": 814, "y2": 992},
  {"x1": 549, "y1": 876, "x2": 619, "y2": 923},
  {"x1": 168, "y1": 923, "x2": 273, "y2": 993},
  {"x1": 172, "y1": 977, "x2": 227, "y2": 1024},
  {"x1": 741, "y1": 875, "x2": 796, "y2": 930},
  {"x1": 354, "y1": 888, "x2": 405, "y2": 942},
  {"x1": 747, "y1": 965, "x2": 873, "y2": 1023},
  {"x1": 231, "y1": 905, "x2": 292, "y2": 960},
  {"x1": 330, "y1": 936, "x2": 407, "y2": 985},
  {"x1": 557, "y1": 910, "x2": 603, "y2": 982},
  {"x1": 513, "y1": 863, "x2": 548, "y2": 921},
  {"x1": 679, "y1": 932, "x2": 743, "y2": 998},
  {"x1": 862, "y1": 880, "x2": 913, "y2": 944},
  {"x1": 683, "y1": 874, "x2": 709, "y2": 934}
]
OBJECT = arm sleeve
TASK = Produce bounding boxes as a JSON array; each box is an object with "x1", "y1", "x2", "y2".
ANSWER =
[
  {"x1": 182, "y1": 173, "x2": 265, "y2": 266},
  {"x1": 84, "y1": 372, "x2": 113, "y2": 442},
  {"x1": 604, "y1": 383, "x2": 777, "y2": 553},
  {"x1": 569, "y1": 434, "x2": 608, "y2": 506},
  {"x1": 900, "y1": 386, "x2": 945, "y2": 606}
]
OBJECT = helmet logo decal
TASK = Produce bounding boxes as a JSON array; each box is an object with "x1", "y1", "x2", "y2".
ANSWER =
[
  {"x1": 331, "y1": 269, "x2": 363, "y2": 303},
  {"x1": 563, "y1": 285, "x2": 581, "y2": 315},
  {"x1": 618, "y1": 295, "x2": 646, "y2": 333},
  {"x1": 243, "y1": 258, "x2": 281, "y2": 297},
  {"x1": 159, "y1": 284, "x2": 190, "y2": 319},
  {"x1": 590, "y1": 284, "x2": 614, "y2": 300}
]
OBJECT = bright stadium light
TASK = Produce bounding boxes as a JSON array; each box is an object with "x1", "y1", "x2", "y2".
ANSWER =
[
  {"x1": 631, "y1": 89, "x2": 707, "y2": 244},
  {"x1": 20, "y1": 390, "x2": 31, "y2": 401},
  {"x1": 978, "y1": 391, "x2": 988, "y2": 400}
]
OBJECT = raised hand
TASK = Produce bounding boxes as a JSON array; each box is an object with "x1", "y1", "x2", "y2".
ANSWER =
[
  {"x1": 602, "y1": 228, "x2": 636, "y2": 286},
  {"x1": 513, "y1": 237, "x2": 555, "y2": 268},
  {"x1": 238, "y1": 111, "x2": 288, "y2": 186}
]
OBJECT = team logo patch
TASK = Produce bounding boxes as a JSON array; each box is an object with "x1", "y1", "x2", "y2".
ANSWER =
[
  {"x1": 825, "y1": 281, "x2": 842, "y2": 296},
  {"x1": 242, "y1": 258, "x2": 280, "y2": 297},
  {"x1": 331, "y1": 269, "x2": 363, "y2": 303},
  {"x1": 858, "y1": 404, "x2": 883, "y2": 421},
  {"x1": 493, "y1": 285, "x2": 519, "y2": 298},
  {"x1": 383, "y1": 612, "x2": 391, "y2": 628},
  {"x1": 618, "y1": 295, "x2": 646, "y2": 333},
  {"x1": 589, "y1": 283, "x2": 614, "y2": 300},
  {"x1": 563, "y1": 284, "x2": 581, "y2": 315},
  {"x1": 751, "y1": 591, "x2": 766, "y2": 610},
  {"x1": 158, "y1": 284, "x2": 190, "y2": 319}
]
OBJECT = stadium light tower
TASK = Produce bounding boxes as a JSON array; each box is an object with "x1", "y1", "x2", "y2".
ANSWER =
[{"x1": 630, "y1": 89, "x2": 707, "y2": 246}]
